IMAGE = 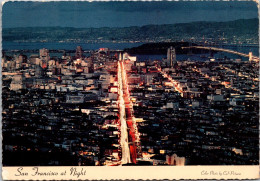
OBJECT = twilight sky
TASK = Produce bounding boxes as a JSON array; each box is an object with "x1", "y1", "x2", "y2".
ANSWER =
[{"x1": 2, "y1": 1, "x2": 258, "y2": 28}]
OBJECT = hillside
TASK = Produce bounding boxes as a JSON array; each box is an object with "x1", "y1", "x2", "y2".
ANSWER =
[{"x1": 3, "y1": 18, "x2": 258, "y2": 43}]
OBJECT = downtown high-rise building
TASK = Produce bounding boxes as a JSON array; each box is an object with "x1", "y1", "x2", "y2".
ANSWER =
[
  {"x1": 167, "y1": 46, "x2": 176, "y2": 68},
  {"x1": 39, "y1": 48, "x2": 50, "y2": 68},
  {"x1": 75, "y1": 46, "x2": 83, "y2": 59}
]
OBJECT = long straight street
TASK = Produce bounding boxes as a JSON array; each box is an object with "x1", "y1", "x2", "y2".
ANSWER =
[{"x1": 117, "y1": 61, "x2": 132, "y2": 164}]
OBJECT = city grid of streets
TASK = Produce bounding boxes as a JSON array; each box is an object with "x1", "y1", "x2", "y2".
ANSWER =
[{"x1": 2, "y1": 46, "x2": 259, "y2": 166}]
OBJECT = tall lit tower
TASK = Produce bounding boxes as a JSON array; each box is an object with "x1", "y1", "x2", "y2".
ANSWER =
[
  {"x1": 39, "y1": 48, "x2": 50, "y2": 69},
  {"x1": 249, "y1": 52, "x2": 253, "y2": 61},
  {"x1": 40, "y1": 48, "x2": 50, "y2": 61},
  {"x1": 119, "y1": 52, "x2": 123, "y2": 61},
  {"x1": 75, "y1": 46, "x2": 83, "y2": 59},
  {"x1": 167, "y1": 46, "x2": 176, "y2": 68}
]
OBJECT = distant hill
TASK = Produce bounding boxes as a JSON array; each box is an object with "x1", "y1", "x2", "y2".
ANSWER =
[{"x1": 3, "y1": 18, "x2": 258, "y2": 43}]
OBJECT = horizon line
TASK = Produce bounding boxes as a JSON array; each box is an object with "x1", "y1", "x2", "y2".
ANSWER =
[{"x1": 3, "y1": 18, "x2": 258, "y2": 30}]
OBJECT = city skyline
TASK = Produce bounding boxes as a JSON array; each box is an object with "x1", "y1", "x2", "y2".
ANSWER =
[
  {"x1": 2, "y1": 1, "x2": 259, "y2": 179},
  {"x1": 2, "y1": 1, "x2": 258, "y2": 28}
]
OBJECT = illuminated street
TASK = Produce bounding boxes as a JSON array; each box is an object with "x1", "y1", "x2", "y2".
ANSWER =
[
  {"x1": 117, "y1": 60, "x2": 141, "y2": 164},
  {"x1": 117, "y1": 61, "x2": 132, "y2": 164},
  {"x1": 2, "y1": 1, "x2": 259, "y2": 168}
]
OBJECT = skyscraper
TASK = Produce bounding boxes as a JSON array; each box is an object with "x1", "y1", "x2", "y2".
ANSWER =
[
  {"x1": 167, "y1": 46, "x2": 176, "y2": 68},
  {"x1": 39, "y1": 48, "x2": 50, "y2": 69},
  {"x1": 40, "y1": 48, "x2": 50, "y2": 61},
  {"x1": 75, "y1": 46, "x2": 83, "y2": 59}
]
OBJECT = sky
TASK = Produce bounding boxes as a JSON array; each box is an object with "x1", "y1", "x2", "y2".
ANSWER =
[{"x1": 2, "y1": 1, "x2": 258, "y2": 28}]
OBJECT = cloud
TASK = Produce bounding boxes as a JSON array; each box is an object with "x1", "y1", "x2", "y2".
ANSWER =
[{"x1": 2, "y1": 1, "x2": 258, "y2": 28}]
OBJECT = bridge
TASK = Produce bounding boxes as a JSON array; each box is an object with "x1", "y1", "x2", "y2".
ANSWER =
[{"x1": 182, "y1": 46, "x2": 259, "y2": 61}]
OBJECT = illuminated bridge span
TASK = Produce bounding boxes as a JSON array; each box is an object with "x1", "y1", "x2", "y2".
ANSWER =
[{"x1": 182, "y1": 46, "x2": 260, "y2": 61}]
